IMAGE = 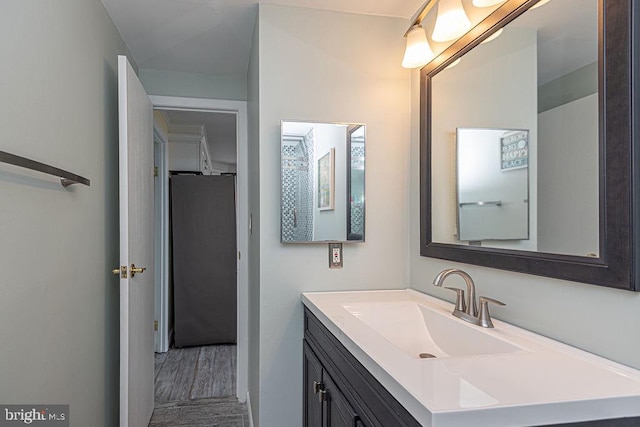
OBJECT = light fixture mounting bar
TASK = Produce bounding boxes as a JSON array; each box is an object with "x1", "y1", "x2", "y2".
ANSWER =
[{"x1": 403, "y1": 0, "x2": 438, "y2": 37}]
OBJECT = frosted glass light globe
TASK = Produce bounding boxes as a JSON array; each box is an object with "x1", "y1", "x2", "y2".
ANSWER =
[
  {"x1": 432, "y1": 0, "x2": 472, "y2": 42},
  {"x1": 402, "y1": 25, "x2": 434, "y2": 69}
]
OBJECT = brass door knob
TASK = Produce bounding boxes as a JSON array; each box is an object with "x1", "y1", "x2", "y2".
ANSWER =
[
  {"x1": 130, "y1": 264, "x2": 146, "y2": 277},
  {"x1": 112, "y1": 265, "x2": 127, "y2": 278}
]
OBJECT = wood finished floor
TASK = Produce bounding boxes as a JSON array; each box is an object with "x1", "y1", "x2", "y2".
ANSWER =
[
  {"x1": 155, "y1": 344, "x2": 237, "y2": 402},
  {"x1": 149, "y1": 397, "x2": 249, "y2": 427},
  {"x1": 150, "y1": 345, "x2": 247, "y2": 426}
]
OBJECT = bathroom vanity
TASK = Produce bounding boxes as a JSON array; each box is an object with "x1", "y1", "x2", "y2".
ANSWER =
[
  {"x1": 299, "y1": 2, "x2": 640, "y2": 423},
  {"x1": 303, "y1": 306, "x2": 420, "y2": 427},
  {"x1": 302, "y1": 290, "x2": 640, "y2": 427}
]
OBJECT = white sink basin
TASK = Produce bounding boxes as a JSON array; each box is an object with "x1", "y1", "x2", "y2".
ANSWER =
[
  {"x1": 342, "y1": 301, "x2": 522, "y2": 359},
  {"x1": 303, "y1": 289, "x2": 640, "y2": 427}
]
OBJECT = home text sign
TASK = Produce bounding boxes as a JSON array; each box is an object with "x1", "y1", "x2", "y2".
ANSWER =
[{"x1": 501, "y1": 131, "x2": 529, "y2": 170}]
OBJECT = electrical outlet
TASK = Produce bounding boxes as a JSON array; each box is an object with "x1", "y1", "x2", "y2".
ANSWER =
[
  {"x1": 329, "y1": 243, "x2": 343, "y2": 269},
  {"x1": 332, "y1": 248, "x2": 340, "y2": 263}
]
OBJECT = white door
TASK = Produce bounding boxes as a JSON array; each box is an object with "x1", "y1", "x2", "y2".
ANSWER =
[{"x1": 117, "y1": 55, "x2": 155, "y2": 427}]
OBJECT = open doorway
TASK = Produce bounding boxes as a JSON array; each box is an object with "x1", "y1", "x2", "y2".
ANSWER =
[{"x1": 149, "y1": 97, "x2": 249, "y2": 407}]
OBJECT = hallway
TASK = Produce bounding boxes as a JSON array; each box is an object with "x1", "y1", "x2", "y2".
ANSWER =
[{"x1": 149, "y1": 345, "x2": 248, "y2": 426}]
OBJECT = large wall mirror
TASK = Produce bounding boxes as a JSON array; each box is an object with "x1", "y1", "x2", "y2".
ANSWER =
[
  {"x1": 420, "y1": 0, "x2": 639, "y2": 290},
  {"x1": 281, "y1": 121, "x2": 365, "y2": 243}
]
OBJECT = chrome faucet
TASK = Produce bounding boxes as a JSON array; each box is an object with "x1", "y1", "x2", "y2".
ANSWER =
[
  {"x1": 433, "y1": 268, "x2": 478, "y2": 316},
  {"x1": 432, "y1": 268, "x2": 505, "y2": 328}
]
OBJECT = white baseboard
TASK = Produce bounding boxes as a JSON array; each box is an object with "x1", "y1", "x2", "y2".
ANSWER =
[{"x1": 245, "y1": 391, "x2": 255, "y2": 427}]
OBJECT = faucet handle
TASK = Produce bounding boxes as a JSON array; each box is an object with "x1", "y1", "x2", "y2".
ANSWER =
[
  {"x1": 444, "y1": 287, "x2": 466, "y2": 313},
  {"x1": 478, "y1": 296, "x2": 505, "y2": 328}
]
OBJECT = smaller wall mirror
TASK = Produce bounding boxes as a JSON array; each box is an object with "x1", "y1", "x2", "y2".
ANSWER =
[
  {"x1": 281, "y1": 121, "x2": 366, "y2": 243},
  {"x1": 457, "y1": 128, "x2": 529, "y2": 242}
]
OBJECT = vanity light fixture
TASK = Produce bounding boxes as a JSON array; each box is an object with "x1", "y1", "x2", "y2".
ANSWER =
[
  {"x1": 472, "y1": 0, "x2": 506, "y2": 7},
  {"x1": 402, "y1": 25, "x2": 435, "y2": 69},
  {"x1": 401, "y1": 0, "x2": 486, "y2": 69},
  {"x1": 431, "y1": 0, "x2": 472, "y2": 42},
  {"x1": 401, "y1": 0, "x2": 439, "y2": 69}
]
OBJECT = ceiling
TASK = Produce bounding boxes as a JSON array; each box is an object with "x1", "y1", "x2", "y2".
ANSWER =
[
  {"x1": 100, "y1": 0, "x2": 423, "y2": 77},
  {"x1": 164, "y1": 110, "x2": 237, "y2": 165},
  {"x1": 103, "y1": 0, "x2": 597, "y2": 149},
  {"x1": 512, "y1": 0, "x2": 597, "y2": 85},
  {"x1": 101, "y1": 0, "x2": 598, "y2": 85},
  {"x1": 281, "y1": 121, "x2": 314, "y2": 137},
  {"x1": 100, "y1": 0, "x2": 422, "y2": 167}
]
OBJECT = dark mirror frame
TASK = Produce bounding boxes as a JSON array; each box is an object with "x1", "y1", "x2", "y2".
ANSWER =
[
  {"x1": 346, "y1": 124, "x2": 365, "y2": 241},
  {"x1": 420, "y1": 0, "x2": 640, "y2": 291}
]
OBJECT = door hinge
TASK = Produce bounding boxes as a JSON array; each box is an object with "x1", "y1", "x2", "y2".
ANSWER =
[
  {"x1": 154, "y1": 166, "x2": 158, "y2": 177},
  {"x1": 154, "y1": 320, "x2": 158, "y2": 331}
]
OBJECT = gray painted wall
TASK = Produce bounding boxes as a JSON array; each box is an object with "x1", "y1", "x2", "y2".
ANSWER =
[
  {"x1": 256, "y1": 5, "x2": 411, "y2": 425},
  {"x1": 0, "y1": 0, "x2": 134, "y2": 425},
  {"x1": 537, "y1": 93, "x2": 599, "y2": 256},
  {"x1": 409, "y1": 70, "x2": 640, "y2": 372},
  {"x1": 538, "y1": 62, "x2": 598, "y2": 113},
  {"x1": 140, "y1": 68, "x2": 247, "y2": 101}
]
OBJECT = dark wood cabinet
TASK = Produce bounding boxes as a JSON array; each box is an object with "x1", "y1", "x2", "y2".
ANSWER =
[
  {"x1": 324, "y1": 371, "x2": 359, "y2": 426},
  {"x1": 304, "y1": 341, "x2": 359, "y2": 427},
  {"x1": 303, "y1": 341, "x2": 324, "y2": 427},
  {"x1": 303, "y1": 308, "x2": 421, "y2": 427}
]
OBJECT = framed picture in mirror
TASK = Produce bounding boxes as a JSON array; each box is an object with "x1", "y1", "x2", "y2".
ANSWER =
[{"x1": 318, "y1": 148, "x2": 335, "y2": 211}]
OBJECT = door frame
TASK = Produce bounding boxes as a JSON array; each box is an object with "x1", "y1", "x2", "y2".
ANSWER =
[
  {"x1": 150, "y1": 95, "x2": 249, "y2": 402},
  {"x1": 153, "y1": 126, "x2": 170, "y2": 353}
]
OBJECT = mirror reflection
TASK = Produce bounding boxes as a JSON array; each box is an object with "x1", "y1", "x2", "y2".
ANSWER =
[
  {"x1": 347, "y1": 125, "x2": 365, "y2": 240},
  {"x1": 431, "y1": 0, "x2": 599, "y2": 257},
  {"x1": 457, "y1": 128, "x2": 529, "y2": 242},
  {"x1": 281, "y1": 121, "x2": 365, "y2": 243}
]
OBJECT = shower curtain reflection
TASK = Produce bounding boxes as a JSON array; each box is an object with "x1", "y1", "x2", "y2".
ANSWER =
[{"x1": 282, "y1": 129, "x2": 314, "y2": 241}]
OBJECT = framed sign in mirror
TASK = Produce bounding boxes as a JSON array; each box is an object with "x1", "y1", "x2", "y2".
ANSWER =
[{"x1": 420, "y1": 0, "x2": 640, "y2": 290}]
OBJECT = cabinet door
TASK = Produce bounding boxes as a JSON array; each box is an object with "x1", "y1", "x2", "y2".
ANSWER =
[
  {"x1": 303, "y1": 342, "x2": 324, "y2": 427},
  {"x1": 323, "y1": 373, "x2": 359, "y2": 427}
]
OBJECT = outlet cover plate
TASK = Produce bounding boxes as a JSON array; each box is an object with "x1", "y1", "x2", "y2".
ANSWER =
[{"x1": 329, "y1": 243, "x2": 343, "y2": 269}]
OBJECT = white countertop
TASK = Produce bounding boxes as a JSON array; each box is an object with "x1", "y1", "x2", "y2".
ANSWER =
[{"x1": 302, "y1": 289, "x2": 640, "y2": 427}]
